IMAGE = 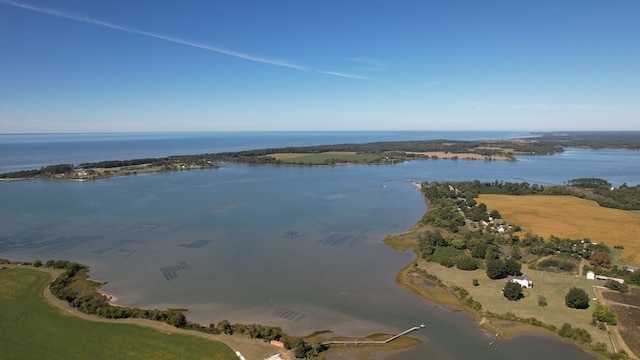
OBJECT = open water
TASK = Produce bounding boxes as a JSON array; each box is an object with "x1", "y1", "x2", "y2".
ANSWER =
[{"x1": 2, "y1": 131, "x2": 639, "y2": 359}]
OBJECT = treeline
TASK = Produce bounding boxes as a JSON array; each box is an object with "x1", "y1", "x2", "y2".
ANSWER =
[
  {"x1": 79, "y1": 158, "x2": 165, "y2": 168},
  {"x1": 0, "y1": 164, "x2": 73, "y2": 178},
  {"x1": 195, "y1": 320, "x2": 325, "y2": 358},
  {"x1": 536, "y1": 131, "x2": 640, "y2": 150},
  {"x1": 541, "y1": 178, "x2": 640, "y2": 210},
  {"x1": 47, "y1": 260, "x2": 187, "y2": 327}
]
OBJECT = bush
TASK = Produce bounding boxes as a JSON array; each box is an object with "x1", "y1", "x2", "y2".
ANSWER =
[
  {"x1": 456, "y1": 256, "x2": 478, "y2": 271},
  {"x1": 592, "y1": 304, "x2": 617, "y2": 325},
  {"x1": 472, "y1": 279, "x2": 479, "y2": 286},
  {"x1": 538, "y1": 295, "x2": 547, "y2": 307},
  {"x1": 440, "y1": 258, "x2": 455, "y2": 268},
  {"x1": 558, "y1": 323, "x2": 592, "y2": 343},
  {"x1": 565, "y1": 287, "x2": 590, "y2": 309},
  {"x1": 604, "y1": 280, "x2": 629, "y2": 293}
]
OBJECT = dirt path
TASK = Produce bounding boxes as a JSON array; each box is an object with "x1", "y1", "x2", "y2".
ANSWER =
[{"x1": 36, "y1": 268, "x2": 293, "y2": 360}]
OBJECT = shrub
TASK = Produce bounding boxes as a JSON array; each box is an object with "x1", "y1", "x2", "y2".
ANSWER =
[
  {"x1": 472, "y1": 279, "x2": 479, "y2": 286},
  {"x1": 604, "y1": 280, "x2": 629, "y2": 293},
  {"x1": 440, "y1": 258, "x2": 454, "y2": 268},
  {"x1": 456, "y1": 256, "x2": 478, "y2": 271},
  {"x1": 538, "y1": 295, "x2": 547, "y2": 307},
  {"x1": 592, "y1": 304, "x2": 617, "y2": 325}
]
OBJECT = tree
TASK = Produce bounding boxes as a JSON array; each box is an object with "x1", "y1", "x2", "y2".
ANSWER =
[
  {"x1": 32, "y1": 259, "x2": 42, "y2": 267},
  {"x1": 486, "y1": 259, "x2": 506, "y2": 279},
  {"x1": 565, "y1": 287, "x2": 590, "y2": 309},
  {"x1": 503, "y1": 281, "x2": 523, "y2": 301},
  {"x1": 589, "y1": 250, "x2": 611, "y2": 268},
  {"x1": 504, "y1": 258, "x2": 522, "y2": 276}
]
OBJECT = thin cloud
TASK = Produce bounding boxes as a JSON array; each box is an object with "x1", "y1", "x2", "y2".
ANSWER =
[
  {"x1": 457, "y1": 101, "x2": 632, "y2": 113},
  {"x1": 1, "y1": 0, "x2": 307, "y2": 71},
  {"x1": 316, "y1": 70, "x2": 373, "y2": 81},
  {"x1": 349, "y1": 57, "x2": 385, "y2": 72}
]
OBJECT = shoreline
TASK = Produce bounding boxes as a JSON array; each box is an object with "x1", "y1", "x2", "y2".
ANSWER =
[{"x1": 386, "y1": 241, "x2": 609, "y2": 359}]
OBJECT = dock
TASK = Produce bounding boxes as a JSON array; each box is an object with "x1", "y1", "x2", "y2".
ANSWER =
[{"x1": 321, "y1": 324, "x2": 425, "y2": 346}]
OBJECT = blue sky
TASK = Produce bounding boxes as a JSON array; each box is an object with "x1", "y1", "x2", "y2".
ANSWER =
[{"x1": 1, "y1": 0, "x2": 639, "y2": 132}]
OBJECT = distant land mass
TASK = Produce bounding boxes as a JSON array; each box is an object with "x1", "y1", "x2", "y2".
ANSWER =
[{"x1": 2, "y1": 131, "x2": 639, "y2": 181}]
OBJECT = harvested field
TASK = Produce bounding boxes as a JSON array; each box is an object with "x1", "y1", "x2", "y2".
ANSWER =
[
  {"x1": 602, "y1": 289, "x2": 640, "y2": 307},
  {"x1": 478, "y1": 194, "x2": 640, "y2": 264},
  {"x1": 405, "y1": 151, "x2": 511, "y2": 161},
  {"x1": 610, "y1": 305, "x2": 640, "y2": 358}
]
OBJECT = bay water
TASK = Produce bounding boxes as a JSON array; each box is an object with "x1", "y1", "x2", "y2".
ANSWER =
[{"x1": 2, "y1": 131, "x2": 639, "y2": 359}]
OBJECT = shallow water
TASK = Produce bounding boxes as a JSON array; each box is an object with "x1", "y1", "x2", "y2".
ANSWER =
[{"x1": 3, "y1": 132, "x2": 637, "y2": 359}]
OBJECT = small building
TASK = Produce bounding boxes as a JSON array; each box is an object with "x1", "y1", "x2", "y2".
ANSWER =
[
  {"x1": 586, "y1": 270, "x2": 596, "y2": 280},
  {"x1": 595, "y1": 275, "x2": 625, "y2": 284},
  {"x1": 270, "y1": 340, "x2": 284, "y2": 348},
  {"x1": 510, "y1": 276, "x2": 533, "y2": 288}
]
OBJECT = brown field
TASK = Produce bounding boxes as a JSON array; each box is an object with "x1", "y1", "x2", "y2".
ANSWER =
[
  {"x1": 605, "y1": 288, "x2": 640, "y2": 360},
  {"x1": 479, "y1": 195, "x2": 640, "y2": 264},
  {"x1": 405, "y1": 151, "x2": 511, "y2": 161}
]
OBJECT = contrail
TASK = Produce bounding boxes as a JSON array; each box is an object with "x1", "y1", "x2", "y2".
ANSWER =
[
  {"x1": 317, "y1": 70, "x2": 373, "y2": 81},
  {"x1": 1, "y1": 0, "x2": 307, "y2": 71},
  {"x1": 2, "y1": 0, "x2": 372, "y2": 80}
]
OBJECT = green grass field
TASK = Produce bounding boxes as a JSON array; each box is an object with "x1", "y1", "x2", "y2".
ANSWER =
[
  {"x1": 0, "y1": 267, "x2": 236, "y2": 360},
  {"x1": 270, "y1": 151, "x2": 383, "y2": 164}
]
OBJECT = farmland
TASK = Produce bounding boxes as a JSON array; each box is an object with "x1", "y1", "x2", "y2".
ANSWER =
[
  {"x1": 269, "y1": 151, "x2": 386, "y2": 164},
  {"x1": 478, "y1": 194, "x2": 640, "y2": 264},
  {"x1": 602, "y1": 289, "x2": 640, "y2": 358}
]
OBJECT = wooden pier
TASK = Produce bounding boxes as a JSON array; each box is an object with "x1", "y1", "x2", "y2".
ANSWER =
[{"x1": 321, "y1": 324, "x2": 425, "y2": 346}]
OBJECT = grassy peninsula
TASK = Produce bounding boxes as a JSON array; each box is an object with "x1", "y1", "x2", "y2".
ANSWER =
[{"x1": 385, "y1": 179, "x2": 640, "y2": 359}]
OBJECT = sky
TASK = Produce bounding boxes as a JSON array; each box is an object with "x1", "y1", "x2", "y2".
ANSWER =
[{"x1": 1, "y1": 0, "x2": 639, "y2": 133}]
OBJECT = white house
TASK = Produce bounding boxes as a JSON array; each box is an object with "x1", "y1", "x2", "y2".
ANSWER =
[
  {"x1": 510, "y1": 276, "x2": 533, "y2": 288},
  {"x1": 586, "y1": 270, "x2": 596, "y2": 280}
]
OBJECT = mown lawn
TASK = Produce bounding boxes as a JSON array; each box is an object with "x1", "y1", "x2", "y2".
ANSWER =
[
  {"x1": 0, "y1": 267, "x2": 236, "y2": 360},
  {"x1": 479, "y1": 194, "x2": 640, "y2": 264},
  {"x1": 418, "y1": 261, "x2": 613, "y2": 348}
]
